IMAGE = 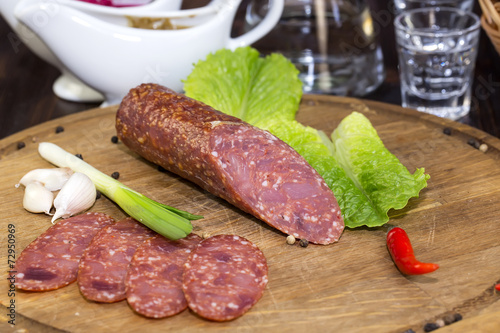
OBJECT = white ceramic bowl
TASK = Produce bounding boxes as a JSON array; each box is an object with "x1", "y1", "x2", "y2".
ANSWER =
[{"x1": 12, "y1": 0, "x2": 284, "y2": 105}]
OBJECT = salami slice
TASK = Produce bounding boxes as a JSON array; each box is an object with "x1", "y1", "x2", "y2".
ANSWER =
[
  {"x1": 77, "y1": 217, "x2": 156, "y2": 303},
  {"x1": 116, "y1": 83, "x2": 344, "y2": 244},
  {"x1": 125, "y1": 233, "x2": 202, "y2": 318},
  {"x1": 15, "y1": 212, "x2": 115, "y2": 291},
  {"x1": 182, "y1": 235, "x2": 268, "y2": 321}
]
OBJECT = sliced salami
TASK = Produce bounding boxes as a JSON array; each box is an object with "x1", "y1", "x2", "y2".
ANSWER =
[
  {"x1": 182, "y1": 235, "x2": 268, "y2": 321},
  {"x1": 15, "y1": 212, "x2": 115, "y2": 291},
  {"x1": 77, "y1": 217, "x2": 156, "y2": 303},
  {"x1": 116, "y1": 84, "x2": 344, "y2": 244},
  {"x1": 125, "y1": 233, "x2": 202, "y2": 318}
]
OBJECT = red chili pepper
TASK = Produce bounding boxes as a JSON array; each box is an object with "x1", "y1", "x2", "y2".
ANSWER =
[
  {"x1": 386, "y1": 227, "x2": 439, "y2": 275},
  {"x1": 495, "y1": 284, "x2": 500, "y2": 292}
]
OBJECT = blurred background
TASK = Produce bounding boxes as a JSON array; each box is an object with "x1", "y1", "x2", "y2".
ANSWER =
[{"x1": 1, "y1": 0, "x2": 499, "y2": 140}]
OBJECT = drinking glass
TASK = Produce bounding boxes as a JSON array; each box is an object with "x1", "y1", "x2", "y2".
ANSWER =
[
  {"x1": 246, "y1": 0, "x2": 385, "y2": 96},
  {"x1": 394, "y1": 7, "x2": 480, "y2": 120}
]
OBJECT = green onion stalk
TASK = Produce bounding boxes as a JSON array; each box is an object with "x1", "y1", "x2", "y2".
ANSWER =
[{"x1": 38, "y1": 142, "x2": 202, "y2": 239}]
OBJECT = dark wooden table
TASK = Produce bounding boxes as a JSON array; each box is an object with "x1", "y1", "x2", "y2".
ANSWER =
[{"x1": 1, "y1": 1, "x2": 500, "y2": 140}]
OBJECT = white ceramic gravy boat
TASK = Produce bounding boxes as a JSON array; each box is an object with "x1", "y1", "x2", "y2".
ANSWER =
[
  {"x1": 0, "y1": 0, "x2": 183, "y2": 102},
  {"x1": 14, "y1": 0, "x2": 284, "y2": 105}
]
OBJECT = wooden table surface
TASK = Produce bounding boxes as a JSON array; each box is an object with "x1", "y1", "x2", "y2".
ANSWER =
[
  {"x1": 1, "y1": 1, "x2": 500, "y2": 140},
  {"x1": 1, "y1": 95, "x2": 499, "y2": 333}
]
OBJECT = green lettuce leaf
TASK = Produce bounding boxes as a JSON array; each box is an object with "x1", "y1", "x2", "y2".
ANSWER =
[
  {"x1": 183, "y1": 47, "x2": 302, "y2": 123},
  {"x1": 184, "y1": 47, "x2": 429, "y2": 228},
  {"x1": 331, "y1": 112, "x2": 430, "y2": 219}
]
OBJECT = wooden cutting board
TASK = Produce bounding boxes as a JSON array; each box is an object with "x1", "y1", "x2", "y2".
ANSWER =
[{"x1": 1, "y1": 95, "x2": 499, "y2": 333}]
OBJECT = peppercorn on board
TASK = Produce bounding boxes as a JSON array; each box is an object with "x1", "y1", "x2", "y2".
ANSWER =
[{"x1": 1, "y1": 95, "x2": 499, "y2": 333}]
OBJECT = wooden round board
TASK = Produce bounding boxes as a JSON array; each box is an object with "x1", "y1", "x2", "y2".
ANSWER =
[{"x1": 1, "y1": 95, "x2": 499, "y2": 333}]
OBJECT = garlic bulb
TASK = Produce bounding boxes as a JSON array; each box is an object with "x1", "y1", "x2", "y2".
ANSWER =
[
  {"x1": 23, "y1": 181, "x2": 54, "y2": 214},
  {"x1": 52, "y1": 172, "x2": 96, "y2": 223},
  {"x1": 17, "y1": 167, "x2": 74, "y2": 191}
]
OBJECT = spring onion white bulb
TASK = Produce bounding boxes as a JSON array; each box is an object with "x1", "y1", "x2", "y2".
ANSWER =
[{"x1": 38, "y1": 142, "x2": 201, "y2": 239}]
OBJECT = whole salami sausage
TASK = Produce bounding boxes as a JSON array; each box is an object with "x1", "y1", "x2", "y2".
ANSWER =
[
  {"x1": 15, "y1": 212, "x2": 115, "y2": 291},
  {"x1": 77, "y1": 217, "x2": 156, "y2": 303},
  {"x1": 116, "y1": 84, "x2": 344, "y2": 245},
  {"x1": 182, "y1": 235, "x2": 268, "y2": 321},
  {"x1": 125, "y1": 233, "x2": 202, "y2": 318}
]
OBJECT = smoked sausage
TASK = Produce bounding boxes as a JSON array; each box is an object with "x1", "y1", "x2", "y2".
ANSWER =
[{"x1": 116, "y1": 84, "x2": 344, "y2": 244}]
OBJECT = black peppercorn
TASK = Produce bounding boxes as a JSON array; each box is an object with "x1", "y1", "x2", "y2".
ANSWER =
[
  {"x1": 111, "y1": 135, "x2": 119, "y2": 144},
  {"x1": 423, "y1": 322, "x2": 439, "y2": 332},
  {"x1": 299, "y1": 239, "x2": 309, "y2": 248},
  {"x1": 55, "y1": 126, "x2": 64, "y2": 133},
  {"x1": 443, "y1": 127, "x2": 452, "y2": 135},
  {"x1": 453, "y1": 313, "x2": 462, "y2": 322},
  {"x1": 17, "y1": 142, "x2": 26, "y2": 149},
  {"x1": 467, "y1": 138, "x2": 480, "y2": 149},
  {"x1": 75, "y1": 154, "x2": 83, "y2": 160},
  {"x1": 96, "y1": 190, "x2": 102, "y2": 200},
  {"x1": 111, "y1": 171, "x2": 120, "y2": 179}
]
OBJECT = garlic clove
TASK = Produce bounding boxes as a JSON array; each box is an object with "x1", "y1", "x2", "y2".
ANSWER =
[
  {"x1": 23, "y1": 181, "x2": 54, "y2": 214},
  {"x1": 51, "y1": 172, "x2": 96, "y2": 223},
  {"x1": 17, "y1": 167, "x2": 74, "y2": 191}
]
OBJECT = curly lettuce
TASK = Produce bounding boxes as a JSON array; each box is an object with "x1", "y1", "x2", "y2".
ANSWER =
[
  {"x1": 332, "y1": 112, "x2": 429, "y2": 220},
  {"x1": 183, "y1": 47, "x2": 429, "y2": 228},
  {"x1": 183, "y1": 47, "x2": 302, "y2": 124}
]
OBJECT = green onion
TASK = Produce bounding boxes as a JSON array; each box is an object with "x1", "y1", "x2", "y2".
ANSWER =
[{"x1": 38, "y1": 142, "x2": 202, "y2": 240}]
